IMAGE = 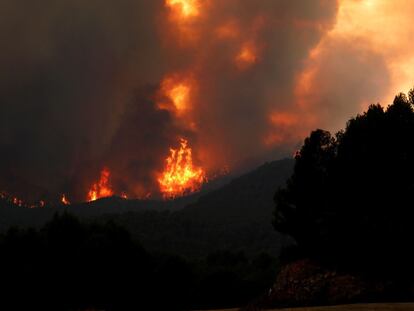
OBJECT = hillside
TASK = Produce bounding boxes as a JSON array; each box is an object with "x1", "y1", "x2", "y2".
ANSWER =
[
  {"x1": 102, "y1": 158, "x2": 295, "y2": 257},
  {"x1": 0, "y1": 158, "x2": 295, "y2": 258},
  {"x1": 182, "y1": 158, "x2": 295, "y2": 222}
]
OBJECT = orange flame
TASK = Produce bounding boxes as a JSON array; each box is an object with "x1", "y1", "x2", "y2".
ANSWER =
[
  {"x1": 61, "y1": 194, "x2": 70, "y2": 205},
  {"x1": 87, "y1": 168, "x2": 114, "y2": 202},
  {"x1": 1, "y1": 191, "x2": 47, "y2": 208},
  {"x1": 159, "y1": 76, "x2": 195, "y2": 114},
  {"x1": 165, "y1": 0, "x2": 200, "y2": 19},
  {"x1": 158, "y1": 138, "x2": 205, "y2": 198}
]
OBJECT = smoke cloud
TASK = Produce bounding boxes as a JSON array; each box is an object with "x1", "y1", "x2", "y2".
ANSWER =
[{"x1": 1, "y1": 0, "x2": 411, "y2": 201}]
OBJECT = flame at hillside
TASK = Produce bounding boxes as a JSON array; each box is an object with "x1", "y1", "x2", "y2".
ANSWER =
[
  {"x1": 87, "y1": 168, "x2": 114, "y2": 202},
  {"x1": 165, "y1": 0, "x2": 200, "y2": 19},
  {"x1": 61, "y1": 194, "x2": 70, "y2": 205},
  {"x1": 158, "y1": 138, "x2": 205, "y2": 198},
  {"x1": 0, "y1": 191, "x2": 46, "y2": 208}
]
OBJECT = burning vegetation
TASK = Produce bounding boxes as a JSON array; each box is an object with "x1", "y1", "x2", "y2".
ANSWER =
[
  {"x1": 158, "y1": 138, "x2": 206, "y2": 199},
  {"x1": 1, "y1": 137, "x2": 208, "y2": 206},
  {"x1": 61, "y1": 194, "x2": 70, "y2": 205},
  {"x1": 87, "y1": 168, "x2": 115, "y2": 202},
  {"x1": 0, "y1": 191, "x2": 47, "y2": 209}
]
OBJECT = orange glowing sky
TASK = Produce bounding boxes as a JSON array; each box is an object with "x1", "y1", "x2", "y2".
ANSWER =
[
  {"x1": 314, "y1": 0, "x2": 414, "y2": 107},
  {"x1": 268, "y1": 0, "x2": 414, "y2": 145}
]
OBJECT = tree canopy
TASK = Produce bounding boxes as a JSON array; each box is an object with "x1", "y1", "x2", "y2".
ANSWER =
[{"x1": 274, "y1": 90, "x2": 414, "y2": 278}]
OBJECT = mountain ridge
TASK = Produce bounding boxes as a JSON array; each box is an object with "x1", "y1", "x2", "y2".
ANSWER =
[{"x1": 0, "y1": 158, "x2": 295, "y2": 257}]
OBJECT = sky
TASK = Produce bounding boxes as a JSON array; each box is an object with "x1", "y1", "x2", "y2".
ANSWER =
[{"x1": 0, "y1": 0, "x2": 413, "y2": 202}]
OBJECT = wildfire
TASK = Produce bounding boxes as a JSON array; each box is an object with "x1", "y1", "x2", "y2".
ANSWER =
[
  {"x1": 61, "y1": 194, "x2": 70, "y2": 205},
  {"x1": 13, "y1": 197, "x2": 23, "y2": 207},
  {"x1": 158, "y1": 138, "x2": 205, "y2": 198},
  {"x1": 165, "y1": 0, "x2": 200, "y2": 18},
  {"x1": 160, "y1": 77, "x2": 192, "y2": 113},
  {"x1": 0, "y1": 191, "x2": 46, "y2": 208},
  {"x1": 87, "y1": 168, "x2": 114, "y2": 202}
]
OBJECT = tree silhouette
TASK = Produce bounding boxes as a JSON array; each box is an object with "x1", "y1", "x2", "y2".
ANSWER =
[
  {"x1": 0, "y1": 212, "x2": 279, "y2": 310},
  {"x1": 274, "y1": 89, "x2": 414, "y2": 278}
]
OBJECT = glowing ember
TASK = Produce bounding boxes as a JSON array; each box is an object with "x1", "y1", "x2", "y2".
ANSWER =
[
  {"x1": 87, "y1": 168, "x2": 114, "y2": 202},
  {"x1": 165, "y1": 0, "x2": 199, "y2": 18},
  {"x1": 158, "y1": 138, "x2": 205, "y2": 198},
  {"x1": 1, "y1": 192, "x2": 27, "y2": 207},
  {"x1": 13, "y1": 197, "x2": 23, "y2": 207},
  {"x1": 61, "y1": 194, "x2": 70, "y2": 205},
  {"x1": 1, "y1": 191, "x2": 48, "y2": 208},
  {"x1": 236, "y1": 43, "x2": 258, "y2": 69}
]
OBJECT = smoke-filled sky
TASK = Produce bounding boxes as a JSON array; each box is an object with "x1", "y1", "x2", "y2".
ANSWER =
[{"x1": 0, "y1": 0, "x2": 413, "y2": 201}]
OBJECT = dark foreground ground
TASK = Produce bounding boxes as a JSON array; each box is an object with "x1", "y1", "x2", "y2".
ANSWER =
[
  {"x1": 274, "y1": 303, "x2": 414, "y2": 310},
  {"x1": 209, "y1": 303, "x2": 414, "y2": 311}
]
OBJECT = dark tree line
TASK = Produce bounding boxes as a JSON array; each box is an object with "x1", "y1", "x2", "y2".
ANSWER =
[
  {"x1": 274, "y1": 90, "x2": 414, "y2": 281},
  {"x1": 0, "y1": 213, "x2": 278, "y2": 311}
]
